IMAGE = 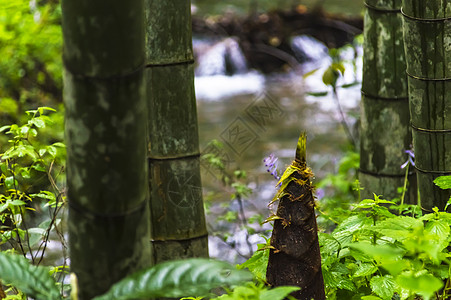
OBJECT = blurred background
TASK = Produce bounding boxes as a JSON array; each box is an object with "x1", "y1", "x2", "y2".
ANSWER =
[{"x1": 0, "y1": 0, "x2": 364, "y2": 264}]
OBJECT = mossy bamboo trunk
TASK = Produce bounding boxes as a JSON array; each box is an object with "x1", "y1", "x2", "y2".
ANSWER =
[
  {"x1": 62, "y1": 1, "x2": 151, "y2": 299},
  {"x1": 145, "y1": 0, "x2": 208, "y2": 263},
  {"x1": 402, "y1": 1, "x2": 451, "y2": 210},
  {"x1": 359, "y1": 0, "x2": 416, "y2": 202},
  {"x1": 266, "y1": 134, "x2": 325, "y2": 300}
]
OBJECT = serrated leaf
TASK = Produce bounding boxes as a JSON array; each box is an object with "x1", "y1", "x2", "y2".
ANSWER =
[
  {"x1": 0, "y1": 252, "x2": 60, "y2": 300},
  {"x1": 424, "y1": 220, "x2": 450, "y2": 240},
  {"x1": 93, "y1": 258, "x2": 252, "y2": 300},
  {"x1": 370, "y1": 275, "x2": 395, "y2": 300},
  {"x1": 319, "y1": 233, "x2": 341, "y2": 255},
  {"x1": 353, "y1": 263, "x2": 377, "y2": 277}
]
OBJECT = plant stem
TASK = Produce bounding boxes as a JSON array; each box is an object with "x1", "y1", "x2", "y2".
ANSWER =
[
  {"x1": 332, "y1": 87, "x2": 356, "y2": 147},
  {"x1": 236, "y1": 194, "x2": 254, "y2": 256}
]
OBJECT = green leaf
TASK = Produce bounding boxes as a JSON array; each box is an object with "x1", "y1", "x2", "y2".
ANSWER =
[
  {"x1": 361, "y1": 296, "x2": 382, "y2": 300},
  {"x1": 29, "y1": 117, "x2": 45, "y2": 128},
  {"x1": 9, "y1": 200, "x2": 26, "y2": 206},
  {"x1": 5, "y1": 176, "x2": 18, "y2": 189},
  {"x1": 434, "y1": 175, "x2": 451, "y2": 190},
  {"x1": 52, "y1": 142, "x2": 65, "y2": 148},
  {"x1": 318, "y1": 233, "x2": 341, "y2": 255},
  {"x1": 396, "y1": 272, "x2": 443, "y2": 300},
  {"x1": 306, "y1": 91, "x2": 328, "y2": 97},
  {"x1": 302, "y1": 68, "x2": 319, "y2": 78},
  {"x1": 322, "y1": 66, "x2": 340, "y2": 87},
  {"x1": 239, "y1": 244, "x2": 269, "y2": 281},
  {"x1": 348, "y1": 243, "x2": 405, "y2": 263},
  {"x1": 340, "y1": 82, "x2": 359, "y2": 89},
  {"x1": 370, "y1": 275, "x2": 395, "y2": 300},
  {"x1": 260, "y1": 286, "x2": 301, "y2": 300},
  {"x1": 0, "y1": 125, "x2": 11, "y2": 133},
  {"x1": 93, "y1": 258, "x2": 253, "y2": 300},
  {"x1": 46, "y1": 145, "x2": 57, "y2": 158},
  {"x1": 0, "y1": 252, "x2": 60, "y2": 300},
  {"x1": 353, "y1": 263, "x2": 377, "y2": 277},
  {"x1": 424, "y1": 219, "x2": 450, "y2": 241}
]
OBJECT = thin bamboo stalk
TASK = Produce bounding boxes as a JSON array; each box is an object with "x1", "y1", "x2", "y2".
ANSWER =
[{"x1": 145, "y1": 0, "x2": 208, "y2": 263}]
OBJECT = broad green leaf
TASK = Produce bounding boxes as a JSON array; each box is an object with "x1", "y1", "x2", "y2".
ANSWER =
[
  {"x1": 9, "y1": 200, "x2": 26, "y2": 206},
  {"x1": 239, "y1": 245, "x2": 269, "y2": 282},
  {"x1": 424, "y1": 219, "x2": 450, "y2": 240},
  {"x1": 322, "y1": 66, "x2": 339, "y2": 87},
  {"x1": 29, "y1": 117, "x2": 45, "y2": 128},
  {"x1": 0, "y1": 252, "x2": 60, "y2": 300},
  {"x1": 93, "y1": 258, "x2": 252, "y2": 300},
  {"x1": 434, "y1": 175, "x2": 451, "y2": 189},
  {"x1": 370, "y1": 275, "x2": 395, "y2": 300},
  {"x1": 353, "y1": 263, "x2": 377, "y2": 277},
  {"x1": 361, "y1": 296, "x2": 382, "y2": 300},
  {"x1": 318, "y1": 233, "x2": 341, "y2": 255},
  {"x1": 46, "y1": 146, "x2": 57, "y2": 158},
  {"x1": 260, "y1": 286, "x2": 300, "y2": 300},
  {"x1": 5, "y1": 176, "x2": 17, "y2": 189},
  {"x1": 348, "y1": 243, "x2": 404, "y2": 262},
  {"x1": 28, "y1": 227, "x2": 46, "y2": 246},
  {"x1": 396, "y1": 272, "x2": 443, "y2": 300}
]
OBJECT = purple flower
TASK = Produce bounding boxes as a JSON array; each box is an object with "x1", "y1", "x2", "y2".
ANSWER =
[
  {"x1": 263, "y1": 153, "x2": 280, "y2": 181},
  {"x1": 401, "y1": 147, "x2": 415, "y2": 169}
]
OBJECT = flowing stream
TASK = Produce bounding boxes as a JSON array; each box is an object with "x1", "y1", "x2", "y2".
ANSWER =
[{"x1": 195, "y1": 35, "x2": 362, "y2": 262}]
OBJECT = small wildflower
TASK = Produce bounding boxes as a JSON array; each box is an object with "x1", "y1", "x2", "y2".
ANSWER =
[
  {"x1": 401, "y1": 147, "x2": 415, "y2": 169},
  {"x1": 263, "y1": 153, "x2": 280, "y2": 181}
]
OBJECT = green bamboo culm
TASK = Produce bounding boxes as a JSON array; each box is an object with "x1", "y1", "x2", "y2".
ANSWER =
[
  {"x1": 62, "y1": 1, "x2": 151, "y2": 299},
  {"x1": 145, "y1": 0, "x2": 209, "y2": 263},
  {"x1": 402, "y1": 0, "x2": 451, "y2": 210},
  {"x1": 359, "y1": 0, "x2": 416, "y2": 202}
]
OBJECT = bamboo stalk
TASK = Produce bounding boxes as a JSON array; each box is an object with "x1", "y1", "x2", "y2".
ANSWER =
[
  {"x1": 145, "y1": 0, "x2": 208, "y2": 263},
  {"x1": 62, "y1": 0, "x2": 151, "y2": 299},
  {"x1": 359, "y1": 0, "x2": 416, "y2": 202},
  {"x1": 402, "y1": 0, "x2": 451, "y2": 210}
]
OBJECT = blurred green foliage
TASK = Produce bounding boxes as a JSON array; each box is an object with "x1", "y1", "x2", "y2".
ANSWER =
[{"x1": 0, "y1": 0, "x2": 62, "y2": 124}]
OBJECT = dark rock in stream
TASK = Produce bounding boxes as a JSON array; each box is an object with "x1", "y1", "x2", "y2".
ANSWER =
[{"x1": 192, "y1": 7, "x2": 363, "y2": 73}]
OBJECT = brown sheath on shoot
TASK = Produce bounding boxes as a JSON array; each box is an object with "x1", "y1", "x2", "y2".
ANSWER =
[{"x1": 266, "y1": 133, "x2": 325, "y2": 300}]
